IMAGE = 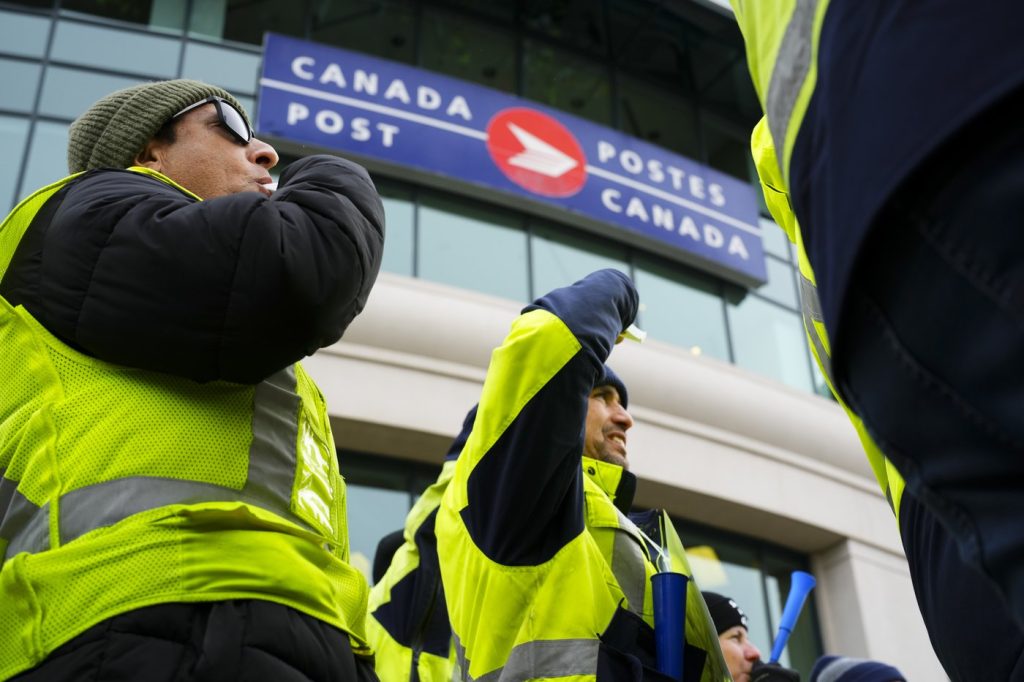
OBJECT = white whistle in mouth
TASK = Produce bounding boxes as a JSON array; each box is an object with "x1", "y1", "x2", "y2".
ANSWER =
[{"x1": 266, "y1": 181, "x2": 278, "y2": 191}]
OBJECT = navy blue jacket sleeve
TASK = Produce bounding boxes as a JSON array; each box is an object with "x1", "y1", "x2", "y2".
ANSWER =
[
  {"x1": 523, "y1": 267, "x2": 638, "y2": 368},
  {"x1": 463, "y1": 269, "x2": 638, "y2": 565},
  {"x1": 9, "y1": 154, "x2": 384, "y2": 383}
]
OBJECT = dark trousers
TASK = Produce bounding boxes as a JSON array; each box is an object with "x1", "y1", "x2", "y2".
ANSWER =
[
  {"x1": 899, "y1": 491, "x2": 1024, "y2": 680},
  {"x1": 11, "y1": 601, "x2": 379, "y2": 682},
  {"x1": 835, "y1": 89, "x2": 1024, "y2": 667}
]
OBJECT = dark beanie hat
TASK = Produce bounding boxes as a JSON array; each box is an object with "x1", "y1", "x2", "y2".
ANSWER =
[
  {"x1": 372, "y1": 529, "x2": 406, "y2": 584},
  {"x1": 597, "y1": 365, "x2": 629, "y2": 408},
  {"x1": 809, "y1": 656, "x2": 906, "y2": 682},
  {"x1": 67, "y1": 79, "x2": 250, "y2": 173},
  {"x1": 702, "y1": 592, "x2": 749, "y2": 634},
  {"x1": 446, "y1": 404, "x2": 478, "y2": 461}
]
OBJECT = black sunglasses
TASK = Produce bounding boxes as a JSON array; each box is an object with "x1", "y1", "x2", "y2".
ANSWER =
[{"x1": 172, "y1": 96, "x2": 253, "y2": 145}]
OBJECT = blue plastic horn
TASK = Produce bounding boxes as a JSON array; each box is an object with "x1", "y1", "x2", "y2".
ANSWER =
[{"x1": 769, "y1": 570, "x2": 817, "y2": 663}]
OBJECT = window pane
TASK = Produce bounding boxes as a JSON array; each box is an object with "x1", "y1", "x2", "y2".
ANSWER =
[
  {"x1": 417, "y1": 194, "x2": 528, "y2": 302},
  {"x1": 682, "y1": 527, "x2": 775, "y2": 658},
  {"x1": 0, "y1": 59, "x2": 42, "y2": 113},
  {"x1": 310, "y1": 0, "x2": 416, "y2": 65},
  {"x1": 754, "y1": 256, "x2": 798, "y2": 309},
  {"x1": 190, "y1": 0, "x2": 308, "y2": 45},
  {"x1": 379, "y1": 184, "x2": 414, "y2": 277},
  {"x1": 760, "y1": 216, "x2": 791, "y2": 261},
  {"x1": 61, "y1": 0, "x2": 186, "y2": 31},
  {"x1": 188, "y1": 0, "x2": 226, "y2": 39},
  {"x1": 0, "y1": 10, "x2": 51, "y2": 58},
  {"x1": 420, "y1": 9, "x2": 516, "y2": 93},
  {"x1": 618, "y1": 75, "x2": 699, "y2": 159},
  {"x1": 523, "y1": 39, "x2": 611, "y2": 126},
  {"x1": 727, "y1": 295, "x2": 813, "y2": 392},
  {"x1": 634, "y1": 258, "x2": 729, "y2": 361},
  {"x1": 679, "y1": 521, "x2": 823, "y2": 668},
  {"x1": 690, "y1": 31, "x2": 761, "y2": 125},
  {"x1": 344, "y1": 482, "x2": 410, "y2": 585},
  {"x1": 440, "y1": 0, "x2": 515, "y2": 21},
  {"x1": 530, "y1": 222, "x2": 629, "y2": 299},
  {"x1": 610, "y1": 0, "x2": 693, "y2": 92},
  {"x1": 702, "y1": 113, "x2": 752, "y2": 182},
  {"x1": 51, "y1": 20, "x2": 180, "y2": 77},
  {"x1": 39, "y1": 67, "x2": 143, "y2": 119},
  {"x1": 22, "y1": 120, "x2": 69, "y2": 194},
  {"x1": 4, "y1": 0, "x2": 51, "y2": 8},
  {"x1": 521, "y1": 0, "x2": 608, "y2": 57},
  {"x1": 181, "y1": 41, "x2": 260, "y2": 94},
  {"x1": 0, "y1": 116, "x2": 31, "y2": 215}
]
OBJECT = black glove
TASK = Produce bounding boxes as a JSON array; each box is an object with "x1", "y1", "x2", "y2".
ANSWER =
[{"x1": 750, "y1": 660, "x2": 801, "y2": 682}]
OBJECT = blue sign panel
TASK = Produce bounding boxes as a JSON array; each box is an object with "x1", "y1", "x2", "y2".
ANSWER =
[{"x1": 258, "y1": 33, "x2": 766, "y2": 284}]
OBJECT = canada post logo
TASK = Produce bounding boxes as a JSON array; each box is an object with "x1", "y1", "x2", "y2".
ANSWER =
[
  {"x1": 258, "y1": 33, "x2": 766, "y2": 285},
  {"x1": 485, "y1": 108, "x2": 587, "y2": 198}
]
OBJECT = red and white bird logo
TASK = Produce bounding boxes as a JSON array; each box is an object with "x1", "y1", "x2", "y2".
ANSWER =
[{"x1": 486, "y1": 108, "x2": 588, "y2": 198}]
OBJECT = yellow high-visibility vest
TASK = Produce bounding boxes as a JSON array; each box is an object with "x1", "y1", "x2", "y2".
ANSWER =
[
  {"x1": 437, "y1": 306, "x2": 727, "y2": 681},
  {"x1": 749, "y1": 118, "x2": 906, "y2": 520},
  {"x1": 0, "y1": 170, "x2": 371, "y2": 679}
]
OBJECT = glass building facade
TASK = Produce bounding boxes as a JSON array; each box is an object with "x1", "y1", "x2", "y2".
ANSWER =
[
  {"x1": 1, "y1": 0, "x2": 826, "y2": 396},
  {"x1": 1, "y1": 0, "x2": 851, "y2": 672}
]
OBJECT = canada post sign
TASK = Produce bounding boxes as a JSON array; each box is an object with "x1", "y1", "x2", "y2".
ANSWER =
[{"x1": 258, "y1": 34, "x2": 766, "y2": 283}]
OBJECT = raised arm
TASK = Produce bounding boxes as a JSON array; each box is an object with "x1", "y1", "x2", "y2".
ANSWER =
[
  {"x1": 2, "y1": 154, "x2": 383, "y2": 383},
  {"x1": 457, "y1": 269, "x2": 638, "y2": 566}
]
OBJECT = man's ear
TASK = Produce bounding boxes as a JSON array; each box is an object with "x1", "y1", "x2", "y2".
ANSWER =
[{"x1": 133, "y1": 138, "x2": 164, "y2": 170}]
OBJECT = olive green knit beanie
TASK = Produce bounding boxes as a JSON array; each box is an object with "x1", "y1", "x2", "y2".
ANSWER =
[{"x1": 67, "y1": 79, "x2": 251, "y2": 174}]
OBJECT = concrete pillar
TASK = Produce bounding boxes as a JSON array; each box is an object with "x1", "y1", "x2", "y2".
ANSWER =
[{"x1": 812, "y1": 539, "x2": 947, "y2": 680}]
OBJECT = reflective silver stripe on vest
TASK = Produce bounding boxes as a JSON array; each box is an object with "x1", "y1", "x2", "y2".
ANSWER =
[
  {"x1": 765, "y1": 0, "x2": 820, "y2": 175},
  {"x1": 1, "y1": 366, "x2": 308, "y2": 562},
  {"x1": 0, "y1": 483, "x2": 49, "y2": 560},
  {"x1": 238, "y1": 366, "x2": 302, "y2": 514},
  {"x1": 459, "y1": 638, "x2": 600, "y2": 682},
  {"x1": 453, "y1": 634, "x2": 470, "y2": 682},
  {"x1": 0, "y1": 468, "x2": 13, "y2": 519},
  {"x1": 798, "y1": 274, "x2": 835, "y2": 384},
  {"x1": 611, "y1": 509, "x2": 651, "y2": 616}
]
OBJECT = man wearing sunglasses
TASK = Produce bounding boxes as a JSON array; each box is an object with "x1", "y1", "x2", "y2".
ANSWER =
[{"x1": 0, "y1": 80, "x2": 384, "y2": 680}]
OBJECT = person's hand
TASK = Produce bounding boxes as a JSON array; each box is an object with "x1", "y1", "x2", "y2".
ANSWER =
[{"x1": 750, "y1": 660, "x2": 801, "y2": 682}]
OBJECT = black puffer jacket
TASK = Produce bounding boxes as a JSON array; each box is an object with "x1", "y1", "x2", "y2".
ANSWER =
[{"x1": 0, "y1": 154, "x2": 384, "y2": 383}]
